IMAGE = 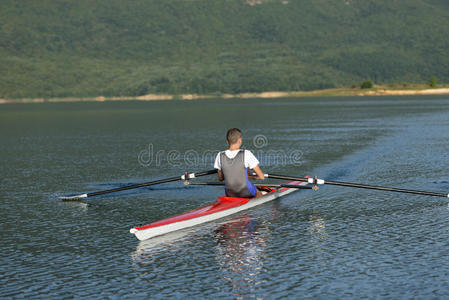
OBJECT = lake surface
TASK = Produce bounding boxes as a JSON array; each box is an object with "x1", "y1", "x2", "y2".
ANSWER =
[{"x1": 1, "y1": 96, "x2": 449, "y2": 299}]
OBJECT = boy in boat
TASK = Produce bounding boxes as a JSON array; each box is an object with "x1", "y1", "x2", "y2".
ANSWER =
[{"x1": 214, "y1": 128, "x2": 265, "y2": 198}]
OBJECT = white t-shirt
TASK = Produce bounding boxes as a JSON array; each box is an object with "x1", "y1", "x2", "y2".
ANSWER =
[{"x1": 214, "y1": 149, "x2": 259, "y2": 170}]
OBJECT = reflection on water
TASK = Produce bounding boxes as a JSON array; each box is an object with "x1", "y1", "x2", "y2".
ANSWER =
[
  {"x1": 308, "y1": 214, "x2": 327, "y2": 239},
  {"x1": 214, "y1": 215, "x2": 268, "y2": 299},
  {"x1": 130, "y1": 208, "x2": 331, "y2": 299},
  {"x1": 308, "y1": 214, "x2": 328, "y2": 269},
  {"x1": 130, "y1": 212, "x2": 273, "y2": 298},
  {"x1": 61, "y1": 200, "x2": 89, "y2": 211},
  {"x1": 131, "y1": 227, "x2": 201, "y2": 266}
]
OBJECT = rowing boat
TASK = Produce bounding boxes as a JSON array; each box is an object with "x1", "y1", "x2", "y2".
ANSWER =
[
  {"x1": 60, "y1": 168, "x2": 448, "y2": 241},
  {"x1": 130, "y1": 180, "x2": 306, "y2": 240},
  {"x1": 129, "y1": 180, "x2": 306, "y2": 241}
]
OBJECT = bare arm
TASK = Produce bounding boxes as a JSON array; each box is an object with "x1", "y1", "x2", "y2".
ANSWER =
[
  {"x1": 249, "y1": 165, "x2": 265, "y2": 180},
  {"x1": 217, "y1": 169, "x2": 224, "y2": 181}
]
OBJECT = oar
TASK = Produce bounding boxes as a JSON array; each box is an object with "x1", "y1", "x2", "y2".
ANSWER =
[
  {"x1": 186, "y1": 182, "x2": 313, "y2": 189},
  {"x1": 60, "y1": 169, "x2": 218, "y2": 201},
  {"x1": 265, "y1": 173, "x2": 449, "y2": 198}
]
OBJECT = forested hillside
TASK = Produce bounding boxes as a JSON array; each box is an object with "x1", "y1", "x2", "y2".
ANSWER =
[{"x1": 1, "y1": 0, "x2": 448, "y2": 98}]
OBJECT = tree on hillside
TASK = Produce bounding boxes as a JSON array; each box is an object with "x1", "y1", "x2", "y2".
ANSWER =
[
  {"x1": 361, "y1": 80, "x2": 374, "y2": 89},
  {"x1": 429, "y1": 76, "x2": 437, "y2": 88}
]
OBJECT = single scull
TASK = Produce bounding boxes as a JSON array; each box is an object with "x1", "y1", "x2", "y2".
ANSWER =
[
  {"x1": 130, "y1": 180, "x2": 307, "y2": 241},
  {"x1": 60, "y1": 168, "x2": 448, "y2": 241}
]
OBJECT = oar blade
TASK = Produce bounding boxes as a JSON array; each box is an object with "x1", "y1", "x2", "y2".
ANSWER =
[{"x1": 59, "y1": 193, "x2": 88, "y2": 201}]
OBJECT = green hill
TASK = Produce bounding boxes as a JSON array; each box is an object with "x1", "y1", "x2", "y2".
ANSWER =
[{"x1": 1, "y1": 0, "x2": 448, "y2": 98}]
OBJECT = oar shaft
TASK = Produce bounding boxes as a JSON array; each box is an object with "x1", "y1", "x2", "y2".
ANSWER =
[
  {"x1": 266, "y1": 174, "x2": 449, "y2": 198},
  {"x1": 187, "y1": 182, "x2": 223, "y2": 186},
  {"x1": 86, "y1": 175, "x2": 181, "y2": 197},
  {"x1": 323, "y1": 180, "x2": 447, "y2": 197},
  {"x1": 62, "y1": 169, "x2": 217, "y2": 200},
  {"x1": 280, "y1": 184, "x2": 313, "y2": 190},
  {"x1": 86, "y1": 169, "x2": 218, "y2": 196}
]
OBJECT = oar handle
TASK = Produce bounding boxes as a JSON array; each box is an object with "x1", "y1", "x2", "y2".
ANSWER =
[{"x1": 266, "y1": 173, "x2": 449, "y2": 198}]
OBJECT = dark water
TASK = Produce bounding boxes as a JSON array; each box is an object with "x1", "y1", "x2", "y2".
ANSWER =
[{"x1": 1, "y1": 97, "x2": 448, "y2": 299}]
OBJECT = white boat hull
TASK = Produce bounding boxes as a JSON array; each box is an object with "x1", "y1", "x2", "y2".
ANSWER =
[{"x1": 130, "y1": 181, "x2": 307, "y2": 241}]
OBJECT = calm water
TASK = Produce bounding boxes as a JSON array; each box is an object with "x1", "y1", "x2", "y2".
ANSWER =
[{"x1": 1, "y1": 97, "x2": 449, "y2": 299}]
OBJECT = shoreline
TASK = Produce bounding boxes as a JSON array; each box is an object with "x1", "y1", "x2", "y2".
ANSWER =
[{"x1": 1, "y1": 87, "x2": 449, "y2": 104}]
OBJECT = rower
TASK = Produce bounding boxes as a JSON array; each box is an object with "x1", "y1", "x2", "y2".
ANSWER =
[{"x1": 214, "y1": 128, "x2": 265, "y2": 198}]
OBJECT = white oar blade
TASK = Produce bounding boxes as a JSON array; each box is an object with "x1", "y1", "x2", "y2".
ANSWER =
[{"x1": 59, "y1": 193, "x2": 88, "y2": 201}]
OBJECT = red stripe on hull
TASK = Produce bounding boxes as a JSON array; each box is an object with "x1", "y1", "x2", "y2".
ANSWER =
[{"x1": 135, "y1": 187, "x2": 277, "y2": 231}]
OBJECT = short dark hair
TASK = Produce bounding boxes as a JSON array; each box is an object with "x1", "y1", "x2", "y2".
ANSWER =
[{"x1": 226, "y1": 128, "x2": 242, "y2": 145}]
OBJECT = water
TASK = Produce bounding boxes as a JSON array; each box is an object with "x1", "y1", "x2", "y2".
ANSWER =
[{"x1": 1, "y1": 97, "x2": 449, "y2": 299}]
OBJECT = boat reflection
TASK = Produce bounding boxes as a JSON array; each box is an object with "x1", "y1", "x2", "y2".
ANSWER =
[
  {"x1": 213, "y1": 214, "x2": 270, "y2": 299},
  {"x1": 131, "y1": 225, "x2": 203, "y2": 265},
  {"x1": 307, "y1": 214, "x2": 328, "y2": 268},
  {"x1": 308, "y1": 214, "x2": 327, "y2": 237}
]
